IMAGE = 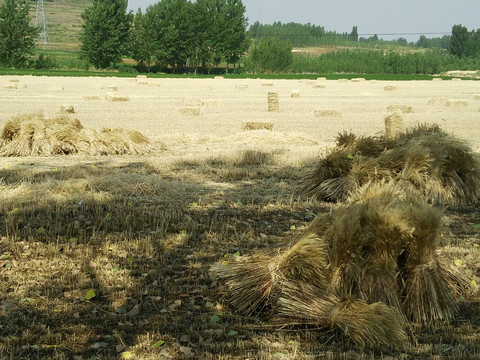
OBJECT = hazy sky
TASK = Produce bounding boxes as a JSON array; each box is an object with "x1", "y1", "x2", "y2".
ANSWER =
[{"x1": 127, "y1": 0, "x2": 480, "y2": 42}]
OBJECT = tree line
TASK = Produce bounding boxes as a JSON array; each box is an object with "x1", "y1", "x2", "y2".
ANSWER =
[{"x1": 80, "y1": 0, "x2": 249, "y2": 73}]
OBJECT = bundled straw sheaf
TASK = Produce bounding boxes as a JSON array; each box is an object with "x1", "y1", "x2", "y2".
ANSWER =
[
  {"x1": 300, "y1": 124, "x2": 480, "y2": 205},
  {"x1": 212, "y1": 183, "x2": 469, "y2": 349},
  {"x1": 0, "y1": 113, "x2": 152, "y2": 156}
]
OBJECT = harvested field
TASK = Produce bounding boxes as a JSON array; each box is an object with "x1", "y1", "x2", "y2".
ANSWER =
[{"x1": 0, "y1": 76, "x2": 479, "y2": 360}]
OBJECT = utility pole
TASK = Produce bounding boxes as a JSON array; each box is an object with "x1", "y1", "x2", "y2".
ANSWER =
[{"x1": 35, "y1": 0, "x2": 49, "y2": 44}]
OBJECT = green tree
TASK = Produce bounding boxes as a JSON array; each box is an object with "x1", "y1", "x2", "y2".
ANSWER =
[
  {"x1": 220, "y1": 0, "x2": 249, "y2": 72},
  {"x1": 350, "y1": 26, "x2": 358, "y2": 42},
  {"x1": 450, "y1": 24, "x2": 470, "y2": 57},
  {"x1": 129, "y1": 9, "x2": 155, "y2": 71},
  {"x1": 79, "y1": 0, "x2": 133, "y2": 69},
  {"x1": 145, "y1": 0, "x2": 194, "y2": 73},
  {"x1": 248, "y1": 37, "x2": 293, "y2": 73},
  {"x1": 0, "y1": 0, "x2": 39, "y2": 68}
]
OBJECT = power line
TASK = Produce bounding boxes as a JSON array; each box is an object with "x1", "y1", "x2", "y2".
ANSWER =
[{"x1": 35, "y1": 0, "x2": 49, "y2": 44}]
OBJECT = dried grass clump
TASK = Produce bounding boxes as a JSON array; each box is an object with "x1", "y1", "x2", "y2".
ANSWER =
[
  {"x1": 267, "y1": 92, "x2": 279, "y2": 112},
  {"x1": 300, "y1": 124, "x2": 480, "y2": 205},
  {"x1": 314, "y1": 109, "x2": 343, "y2": 118},
  {"x1": 387, "y1": 104, "x2": 413, "y2": 113},
  {"x1": 213, "y1": 183, "x2": 468, "y2": 349},
  {"x1": 243, "y1": 122, "x2": 273, "y2": 131},
  {"x1": 60, "y1": 105, "x2": 75, "y2": 114},
  {"x1": 0, "y1": 113, "x2": 152, "y2": 156}
]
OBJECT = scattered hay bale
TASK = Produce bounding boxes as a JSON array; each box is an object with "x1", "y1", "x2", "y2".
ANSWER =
[
  {"x1": 214, "y1": 76, "x2": 224, "y2": 80},
  {"x1": 267, "y1": 92, "x2": 279, "y2": 112},
  {"x1": 300, "y1": 124, "x2": 480, "y2": 205},
  {"x1": 82, "y1": 95, "x2": 101, "y2": 101},
  {"x1": 0, "y1": 113, "x2": 152, "y2": 156},
  {"x1": 89, "y1": 84, "x2": 103, "y2": 90},
  {"x1": 179, "y1": 107, "x2": 201, "y2": 116},
  {"x1": 203, "y1": 100, "x2": 221, "y2": 108},
  {"x1": 60, "y1": 105, "x2": 75, "y2": 114},
  {"x1": 3, "y1": 84, "x2": 17, "y2": 89},
  {"x1": 351, "y1": 78, "x2": 366, "y2": 82},
  {"x1": 313, "y1": 83, "x2": 326, "y2": 89},
  {"x1": 262, "y1": 82, "x2": 274, "y2": 87},
  {"x1": 136, "y1": 75, "x2": 147, "y2": 79},
  {"x1": 243, "y1": 122, "x2": 273, "y2": 131},
  {"x1": 473, "y1": 94, "x2": 480, "y2": 100},
  {"x1": 387, "y1": 104, "x2": 413, "y2": 113},
  {"x1": 337, "y1": 79, "x2": 348, "y2": 83},
  {"x1": 317, "y1": 77, "x2": 326, "y2": 81},
  {"x1": 8, "y1": 79, "x2": 19, "y2": 83},
  {"x1": 427, "y1": 97, "x2": 449, "y2": 106},
  {"x1": 384, "y1": 112, "x2": 403, "y2": 139},
  {"x1": 384, "y1": 85, "x2": 398, "y2": 92},
  {"x1": 213, "y1": 183, "x2": 468, "y2": 349},
  {"x1": 290, "y1": 90, "x2": 300, "y2": 98},
  {"x1": 452, "y1": 78, "x2": 462, "y2": 81},
  {"x1": 107, "y1": 85, "x2": 118, "y2": 91},
  {"x1": 137, "y1": 81, "x2": 148, "y2": 85},
  {"x1": 235, "y1": 83, "x2": 248, "y2": 90},
  {"x1": 182, "y1": 97, "x2": 204, "y2": 107},
  {"x1": 314, "y1": 109, "x2": 342, "y2": 118},
  {"x1": 15, "y1": 83, "x2": 27, "y2": 89},
  {"x1": 432, "y1": 77, "x2": 443, "y2": 81},
  {"x1": 447, "y1": 100, "x2": 467, "y2": 107},
  {"x1": 105, "y1": 93, "x2": 130, "y2": 102},
  {"x1": 50, "y1": 84, "x2": 64, "y2": 91}
]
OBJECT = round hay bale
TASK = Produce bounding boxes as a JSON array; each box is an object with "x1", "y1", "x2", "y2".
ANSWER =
[
  {"x1": 267, "y1": 92, "x2": 279, "y2": 112},
  {"x1": 384, "y1": 112, "x2": 403, "y2": 139},
  {"x1": 290, "y1": 90, "x2": 300, "y2": 98},
  {"x1": 384, "y1": 85, "x2": 398, "y2": 92},
  {"x1": 387, "y1": 104, "x2": 413, "y2": 113},
  {"x1": 314, "y1": 109, "x2": 342, "y2": 118}
]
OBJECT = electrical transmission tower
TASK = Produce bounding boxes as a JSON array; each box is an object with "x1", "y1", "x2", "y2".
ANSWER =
[{"x1": 35, "y1": 0, "x2": 49, "y2": 44}]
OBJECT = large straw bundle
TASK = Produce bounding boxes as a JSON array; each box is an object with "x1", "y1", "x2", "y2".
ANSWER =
[
  {"x1": 300, "y1": 124, "x2": 480, "y2": 205},
  {"x1": 0, "y1": 113, "x2": 153, "y2": 156},
  {"x1": 213, "y1": 183, "x2": 468, "y2": 349}
]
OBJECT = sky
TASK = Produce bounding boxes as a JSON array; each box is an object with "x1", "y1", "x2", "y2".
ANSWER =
[{"x1": 126, "y1": 0, "x2": 480, "y2": 42}]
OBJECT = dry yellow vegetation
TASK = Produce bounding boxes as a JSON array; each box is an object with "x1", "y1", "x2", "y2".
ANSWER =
[{"x1": 0, "y1": 75, "x2": 479, "y2": 359}]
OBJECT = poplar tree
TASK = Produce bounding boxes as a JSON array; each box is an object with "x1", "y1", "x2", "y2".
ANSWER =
[
  {"x1": 79, "y1": 0, "x2": 133, "y2": 69},
  {"x1": 0, "y1": 0, "x2": 39, "y2": 68}
]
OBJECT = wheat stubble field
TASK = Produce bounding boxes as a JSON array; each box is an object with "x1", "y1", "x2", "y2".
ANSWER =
[{"x1": 0, "y1": 75, "x2": 479, "y2": 359}]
